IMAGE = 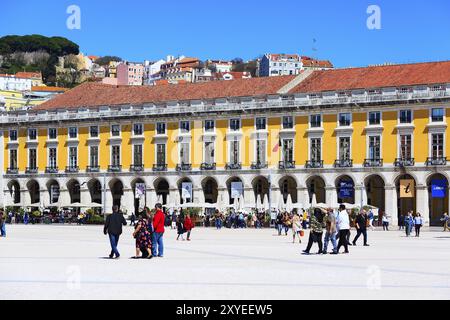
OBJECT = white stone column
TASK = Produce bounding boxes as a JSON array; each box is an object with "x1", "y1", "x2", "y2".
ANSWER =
[
  {"x1": 244, "y1": 187, "x2": 255, "y2": 207},
  {"x1": 169, "y1": 188, "x2": 179, "y2": 206},
  {"x1": 416, "y1": 185, "x2": 430, "y2": 227},
  {"x1": 354, "y1": 185, "x2": 362, "y2": 207},
  {"x1": 195, "y1": 187, "x2": 204, "y2": 204},
  {"x1": 297, "y1": 187, "x2": 308, "y2": 209},
  {"x1": 326, "y1": 187, "x2": 338, "y2": 206},
  {"x1": 218, "y1": 187, "x2": 229, "y2": 208},
  {"x1": 22, "y1": 190, "x2": 31, "y2": 206},
  {"x1": 80, "y1": 187, "x2": 90, "y2": 205},
  {"x1": 40, "y1": 189, "x2": 50, "y2": 207},
  {"x1": 104, "y1": 189, "x2": 113, "y2": 214},
  {"x1": 59, "y1": 188, "x2": 71, "y2": 207},
  {"x1": 121, "y1": 188, "x2": 135, "y2": 217},
  {"x1": 147, "y1": 188, "x2": 155, "y2": 207},
  {"x1": 385, "y1": 185, "x2": 397, "y2": 226}
]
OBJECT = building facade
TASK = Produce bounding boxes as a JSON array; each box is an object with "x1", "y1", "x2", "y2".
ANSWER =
[
  {"x1": 117, "y1": 62, "x2": 144, "y2": 86},
  {"x1": 258, "y1": 53, "x2": 303, "y2": 77},
  {"x1": 2, "y1": 61, "x2": 450, "y2": 226}
]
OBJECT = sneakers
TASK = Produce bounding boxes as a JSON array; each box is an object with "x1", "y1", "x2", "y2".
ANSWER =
[{"x1": 364, "y1": 244, "x2": 370, "y2": 246}]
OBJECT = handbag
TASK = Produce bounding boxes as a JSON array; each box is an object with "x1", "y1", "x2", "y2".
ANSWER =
[{"x1": 300, "y1": 230, "x2": 305, "y2": 237}]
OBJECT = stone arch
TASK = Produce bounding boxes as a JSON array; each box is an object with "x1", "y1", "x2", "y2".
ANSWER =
[
  {"x1": 305, "y1": 175, "x2": 326, "y2": 204},
  {"x1": 67, "y1": 178, "x2": 81, "y2": 204},
  {"x1": 335, "y1": 175, "x2": 355, "y2": 204},
  {"x1": 278, "y1": 175, "x2": 298, "y2": 203}
]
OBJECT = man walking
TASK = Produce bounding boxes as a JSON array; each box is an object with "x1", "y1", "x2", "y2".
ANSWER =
[
  {"x1": 323, "y1": 209, "x2": 338, "y2": 254},
  {"x1": 0, "y1": 211, "x2": 6, "y2": 237},
  {"x1": 152, "y1": 203, "x2": 165, "y2": 257},
  {"x1": 103, "y1": 205, "x2": 127, "y2": 259},
  {"x1": 353, "y1": 210, "x2": 369, "y2": 246},
  {"x1": 336, "y1": 204, "x2": 350, "y2": 254}
]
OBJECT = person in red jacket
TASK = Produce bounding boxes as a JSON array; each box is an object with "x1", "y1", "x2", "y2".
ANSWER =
[
  {"x1": 184, "y1": 214, "x2": 194, "y2": 241},
  {"x1": 152, "y1": 203, "x2": 165, "y2": 257}
]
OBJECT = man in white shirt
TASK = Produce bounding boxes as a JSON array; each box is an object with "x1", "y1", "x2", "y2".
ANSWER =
[{"x1": 336, "y1": 204, "x2": 350, "y2": 254}]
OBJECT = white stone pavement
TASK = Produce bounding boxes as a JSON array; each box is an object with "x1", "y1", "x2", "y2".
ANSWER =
[{"x1": 0, "y1": 224, "x2": 449, "y2": 300}]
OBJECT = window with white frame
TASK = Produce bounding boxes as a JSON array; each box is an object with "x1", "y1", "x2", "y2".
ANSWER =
[
  {"x1": 310, "y1": 114, "x2": 321, "y2": 128},
  {"x1": 255, "y1": 117, "x2": 266, "y2": 130},
  {"x1": 90, "y1": 146, "x2": 99, "y2": 167},
  {"x1": 310, "y1": 138, "x2": 321, "y2": 162},
  {"x1": 9, "y1": 129, "x2": 18, "y2": 141},
  {"x1": 156, "y1": 144, "x2": 166, "y2": 165},
  {"x1": 90, "y1": 126, "x2": 99, "y2": 138},
  {"x1": 282, "y1": 139, "x2": 294, "y2": 162},
  {"x1": 339, "y1": 137, "x2": 351, "y2": 160},
  {"x1": 368, "y1": 111, "x2": 381, "y2": 125},
  {"x1": 156, "y1": 122, "x2": 166, "y2": 135},
  {"x1": 69, "y1": 147, "x2": 78, "y2": 168},
  {"x1": 204, "y1": 142, "x2": 215, "y2": 164},
  {"x1": 399, "y1": 110, "x2": 412, "y2": 124},
  {"x1": 180, "y1": 143, "x2": 190, "y2": 164},
  {"x1": 431, "y1": 133, "x2": 444, "y2": 158},
  {"x1": 230, "y1": 140, "x2": 240, "y2": 164},
  {"x1": 230, "y1": 119, "x2": 240, "y2": 131},
  {"x1": 134, "y1": 144, "x2": 143, "y2": 165},
  {"x1": 368, "y1": 136, "x2": 381, "y2": 160},
  {"x1": 204, "y1": 120, "x2": 215, "y2": 132},
  {"x1": 9, "y1": 149, "x2": 17, "y2": 169},
  {"x1": 29, "y1": 149, "x2": 37, "y2": 169},
  {"x1": 68, "y1": 127, "x2": 78, "y2": 139},
  {"x1": 28, "y1": 128, "x2": 37, "y2": 140},
  {"x1": 48, "y1": 148, "x2": 57, "y2": 168},
  {"x1": 282, "y1": 116, "x2": 294, "y2": 129},
  {"x1": 180, "y1": 121, "x2": 190, "y2": 133},
  {"x1": 256, "y1": 139, "x2": 266, "y2": 164},
  {"x1": 133, "y1": 123, "x2": 143, "y2": 136},
  {"x1": 399, "y1": 135, "x2": 412, "y2": 159},
  {"x1": 339, "y1": 113, "x2": 351, "y2": 126},
  {"x1": 431, "y1": 108, "x2": 444, "y2": 122},
  {"x1": 111, "y1": 145, "x2": 121, "y2": 166},
  {"x1": 48, "y1": 128, "x2": 57, "y2": 140},
  {"x1": 111, "y1": 125, "x2": 120, "y2": 137}
]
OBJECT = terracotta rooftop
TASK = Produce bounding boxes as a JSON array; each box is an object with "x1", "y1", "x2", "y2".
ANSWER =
[
  {"x1": 34, "y1": 75, "x2": 296, "y2": 110},
  {"x1": 31, "y1": 86, "x2": 68, "y2": 92},
  {"x1": 301, "y1": 58, "x2": 333, "y2": 69},
  {"x1": 290, "y1": 60, "x2": 450, "y2": 93}
]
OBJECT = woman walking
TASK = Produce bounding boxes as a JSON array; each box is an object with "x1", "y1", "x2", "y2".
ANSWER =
[
  {"x1": 132, "y1": 211, "x2": 153, "y2": 259},
  {"x1": 382, "y1": 212, "x2": 389, "y2": 231},
  {"x1": 176, "y1": 214, "x2": 185, "y2": 241},
  {"x1": 414, "y1": 213, "x2": 423, "y2": 237},
  {"x1": 184, "y1": 214, "x2": 194, "y2": 241},
  {"x1": 404, "y1": 211, "x2": 414, "y2": 237},
  {"x1": 292, "y1": 213, "x2": 303, "y2": 244},
  {"x1": 302, "y1": 209, "x2": 325, "y2": 255}
]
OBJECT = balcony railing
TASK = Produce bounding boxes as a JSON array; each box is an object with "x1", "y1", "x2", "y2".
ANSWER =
[
  {"x1": 364, "y1": 158, "x2": 383, "y2": 167},
  {"x1": 225, "y1": 162, "x2": 242, "y2": 170},
  {"x1": 200, "y1": 162, "x2": 216, "y2": 171},
  {"x1": 305, "y1": 160, "x2": 323, "y2": 169},
  {"x1": 86, "y1": 166, "x2": 100, "y2": 173},
  {"x1": 394, "y1": 158, "x2": 415, "y2": 167},
  {"x1": 6, "y1": 167, "x2": 18, "y2": 174},
  {"x1": 65, "y1": 166, "x2": 79, "y2": 173},
  {"x1": 45, "y1": 166, "x2": 59, "y2": 174},
  {"x1": 25, "y1": 167, "x2": 38, "y2": 174},
  {"x1": 334, "y1": 159, "x2": 353, "y2": 168},
  {"x1": 279, "y1": 161, "x2": 296, "y2": 169},
  {"x1": 153, "y1": 164, "x2": 168, "y2": 172},
  {"x1": 5, "y1": 88, "x2": 450, "y2": 124},
  {"x1": 426, "y1": 157, "x2": 447, "y2": 166},
  {"x1": 108, "y1": 165, "x2": 122, "y2": 172},
  {"x1": 130, "y1": 164, "x2": 144, "y2": 172},
  {"x1": 251, "y1": 162, "x2": 268, "y2": 170},
  {"x1": 176, "y1": 163, "x2": 192, "y2": 172}
]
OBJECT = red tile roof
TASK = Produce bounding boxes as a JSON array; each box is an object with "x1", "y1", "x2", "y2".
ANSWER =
[
  {"x1": 290, "y1": 61, "x2": 450, "y2": 93},
  {"x1": 15, "y1": 72, "x2": 42, "y2": 79},
  {"x1": 301, "y1": 57, "x2": 333, "y2": 69},
  {"x1": 31, "y1": 86, "x2": 68, "y2": 92},
  {"x1": 34, "y1": 75, "x2": 296, "y2": 110}
]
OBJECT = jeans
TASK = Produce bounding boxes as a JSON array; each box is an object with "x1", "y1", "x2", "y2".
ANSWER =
[
  {"x1": 353, "y1": 228, "x2": 368, "y2": 245},
  {"x1": 415, "y1": 225, "x2": 421, "y2": 236},
  {"x1": 108, "y1": 234, "x2": 120, "y2": 257},
  {"x1": 0, "y1": 222, "x2": 6, "y2": 237},
  {"x1": 284, "y1": 226, "x2": 289, "y2": 235},
  {"x1": 382, "y1": 222, "x2": 389, "y2": 231},
  {"x1": 215, "y1": 219, "x2": 222, "y2": 229},
  {"x1": 152, "y1": 232, "x2": 164, "y2": 257},
  {"x1": 323, "y1": 231, "x2": 337, "y2": 253},
  {"x1": 405, "y1": 225, "x2": 413, "y2": 236},
  {"x1": 277, "y1": 223, "x2": 283, "y2": 235}
]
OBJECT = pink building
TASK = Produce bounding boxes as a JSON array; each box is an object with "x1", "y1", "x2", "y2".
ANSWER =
[{"x1": 117, "y1": 62, "x2": 144, "y2": 86}]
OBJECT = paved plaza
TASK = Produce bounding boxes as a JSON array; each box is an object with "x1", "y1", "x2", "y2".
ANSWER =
[{"x1": 0, "y1": 224, "x2": 449, "y2": 300}]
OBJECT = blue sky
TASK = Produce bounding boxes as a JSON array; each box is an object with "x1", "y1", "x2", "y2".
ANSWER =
[{"x1": 1, "y1": 0, "x2": 450, "y2": 68}]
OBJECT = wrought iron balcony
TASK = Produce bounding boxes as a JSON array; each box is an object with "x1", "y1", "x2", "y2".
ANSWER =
[
  {"x1": 153, "y1": 164, "x2": 168, "y2": 172},
  {"x1": 305, "y1": 160, "x2": 324, "y2": 169},
  {"x1": 279, "y1": 161, "x2": 296, "y2": 169},
  {"x1": 334, "y1": 159, "x2": 353, "y2": 168},
  {"x1": 86, "y1": 166, "x2": 100, "y2": 173},
  {"x1": 65, "y1": 166, "x2": 79, "y2": 173},
  {"x1": 394, "y1": 158, "x2": 415, "y2": 167},
  {"x1": 225, "y1": 162, "x2": 242, "y2": 170},
  {"x1": 6, "y1": 167, "x2": 18, "y2": 174},
  {"x1": 176, "y1": 163, "x2": 192, "y2": 172},
  {"x1": 108, "y1": 165, "x2": 122, "y2": 172},
  {"x1": 364, "y1": 158, "x2": 383, "y2": 167},
  {"x1": 25, "y1": 167, "x2": 38, "y2": 174},
  {"x1": 45, "y1": 166, "x2": 59, "y2": 174},
  {"x1": 200, "y1": 162, "x2": 216, "y2": 171},
  {"x1": 130, "y1": 164, "x2": 144, "y2": 172},
  {"x1": 251, "y1": 161, "x2": 268, "y2": 170},
  {"x1": 426, "y1": 157, "x2": 447, "y2": 166}
]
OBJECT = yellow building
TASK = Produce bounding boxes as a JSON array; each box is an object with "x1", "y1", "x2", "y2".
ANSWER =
[
  {"x1": 2, "y1": 60, "x2": 450, "y2": 226},
  {"x1": 0, "y1": 89, "x2": 47, "y2": 110}
]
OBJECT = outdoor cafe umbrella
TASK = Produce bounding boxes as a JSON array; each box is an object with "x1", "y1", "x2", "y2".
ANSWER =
[
  {"x1": 263, "y1": 194, "x2": 269, "y2": 212},
  {"x1": 239, "y1": 194, "x2": 245, "y2": 212},
  {"x1": 309, "y1": 193, "x2": 317, "y2": 209},
  {"x1": 286, "y1": 194, "x2": 293, "y2": 213},
  {"x1": 256, "y1": 194, "x2": 262, "y2": 211},
  {"x1": 88, "y1": 202, "x2": 103, "y2": 208}
]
